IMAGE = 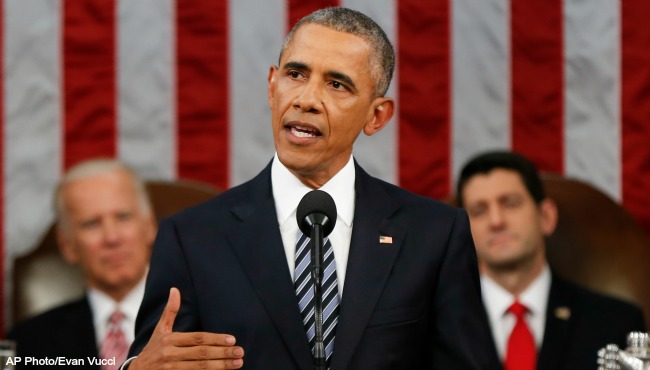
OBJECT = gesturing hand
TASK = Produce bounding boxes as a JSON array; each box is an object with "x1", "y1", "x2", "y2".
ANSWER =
[{"x1": 129, "y1": 288, "x2": 244, "y2": 369}]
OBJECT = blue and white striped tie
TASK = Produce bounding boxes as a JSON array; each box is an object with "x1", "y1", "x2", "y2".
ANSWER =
[{"x1": 294, "y1": 231, "x2": 340, "y2": 367}]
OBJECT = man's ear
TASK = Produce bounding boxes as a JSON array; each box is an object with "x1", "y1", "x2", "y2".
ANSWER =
[
  {"x1": 539, "y1": 198, "x2": 559, "y2": 236},
  {"x1": 267, "y1": 65, "x2": 278, "y2": 109},
  {"x1": 363, "y1": 98, "x2": 395, "y2": 136},
  {"x1": 57, "y1": 225, "x2": 80, "y2": 265}
]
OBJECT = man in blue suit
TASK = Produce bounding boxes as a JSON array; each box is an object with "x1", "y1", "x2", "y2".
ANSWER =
[
  {"x1": 456, "y1": 151, "x2": 645, "y2": 370},
  {"x1": 125, "y1": 7, "x2": 499, "y2": 369}
]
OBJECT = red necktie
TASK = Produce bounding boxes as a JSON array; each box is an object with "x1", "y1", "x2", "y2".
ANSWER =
[
  {"x1": 504, "y1": 301, "x2": 536, "y2": 370},
  {"x1": 99, "y1": 310, "x2": 129, "y2": 370}
]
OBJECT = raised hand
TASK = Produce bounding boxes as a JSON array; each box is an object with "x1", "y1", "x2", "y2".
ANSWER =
[{"x1": 129, "y1": 288, "x2": 244, "y2": 369}]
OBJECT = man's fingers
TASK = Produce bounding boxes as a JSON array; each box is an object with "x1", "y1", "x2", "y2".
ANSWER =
[
  {"x1": 156, "y1": 287, "x2": 181, "y2": 333},
  {"x1": 166, "y1": 332, "x2": 238, "y2": 347},
  {"x1": 152, "y1": 359, "x2": 243, "y2": 370},
  {"x1": 159, "y1": 344, "x2": 244, "y2": 361}
]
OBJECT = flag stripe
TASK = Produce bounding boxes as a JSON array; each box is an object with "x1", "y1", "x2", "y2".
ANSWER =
[
  {"x1": 0, "y1": 0, "x2": 5, "y2": 336},
  {"x1": 563, "y1": 0, "x2": 620, "y2": 200},
  {"x1": 229, "y1": 0, "x2": 284, "y2": 186},
  {"x1": 621, "y1": 0, "x2": 650, "y2": 232},
  {"x1": 287, "y1": 0, "x2": 340, "y2": 32},
  {"x1": 4, "y1": 0, "x2": 63, "y2": 329},
  {"x1": 398, "y1": 0, "x2": 451, "y2": 199},
  {"x1": 510, "y1": 0, "x2": 564, "y2": 174},
  {"x1": 63, "y1": 0, "x2": 117, "y2": 168},
  {"x1": 175, "y1": 0, "x2": 229, "y2": 189},
  {"x1": 117, "y1": 0, "x2": 176, "y2": 180},
  {"x1": 451, "y1": 0, "x2": 511, "y2": 183},
  {"x1": 4, "y1": 1, "x2": 62, "y2": 254}
]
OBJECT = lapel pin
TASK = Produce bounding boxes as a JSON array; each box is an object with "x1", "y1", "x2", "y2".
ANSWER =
[
  {"x1": 555, "y1": 306, "x2": 571, "y2": 320},
  {"x1": 379, "y1": 235, "x2": 393, "y2": 244}
]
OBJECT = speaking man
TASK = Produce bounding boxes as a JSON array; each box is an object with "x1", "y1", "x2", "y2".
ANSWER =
[{"x1": 125, "y1": 7, "x2": 499, "y2": 370}]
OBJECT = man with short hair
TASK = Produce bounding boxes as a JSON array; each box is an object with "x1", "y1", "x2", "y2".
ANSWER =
[
  {"x1": 457, "y1": 150, "x2": 645, "y2": 370},
  {"x1": 9, "y1": 159, "x2": 156, "y2": 370},
  {"x1": 126, "y1": 7, "x2": 499, "y2": 370}
]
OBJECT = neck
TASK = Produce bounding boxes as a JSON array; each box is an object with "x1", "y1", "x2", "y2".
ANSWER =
[
  {"x1": 293, "y1": 172, "x2": 330, "y2": 189},
  {"x1": 88, "y1": 279, "x2": 140, "y2": 303},
  {"x1": 482, "y1": 254, "x2": 546, "y2": 296},
  {"x1": 289, "y1": 161, "x2": 348, "y2": 189}
]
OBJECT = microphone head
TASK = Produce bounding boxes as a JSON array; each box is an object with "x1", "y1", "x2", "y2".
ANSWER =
[{"x1": 296, "y1": 190, "x2": 337, "y2": 237}]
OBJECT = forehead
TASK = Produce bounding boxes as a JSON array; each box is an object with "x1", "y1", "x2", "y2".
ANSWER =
[
  {"x1": 282, "y1": 24, "x2": 372, "y2": 72},
  {"x1": 63, "y1": 170, "x2": 138, "y2": 211},
  {"x1": 462, "y1": 169, "x2": 529, "y2": 202}
]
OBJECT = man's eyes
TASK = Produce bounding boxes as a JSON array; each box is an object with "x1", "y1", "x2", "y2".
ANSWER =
[
  {"x1": 287, "y1": 70, "x2": 304, "y2": 79},
  {"x1": 80, "y1": 219, "x2": 101, "y2": 229},
  {"x1": 330, "y1": 81, "x2": 346, "y2": 90},
  {"x1": 468, "y1": 207, "x2": 486, "y2": 217}
]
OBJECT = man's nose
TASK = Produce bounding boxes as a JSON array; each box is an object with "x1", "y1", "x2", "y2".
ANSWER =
[
  {"x1": 487, "y1": 207, "x2": 505, "y2": 229},
  {"x1": 293, "y1": 80, "x2": 323, "y2": 113},
  {"x1": 101, "y1": 220, "x2": 121, "y2": 245}
]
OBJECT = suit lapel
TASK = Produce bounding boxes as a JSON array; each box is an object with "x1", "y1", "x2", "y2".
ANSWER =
[
  {"x1": 537, "y1": 276, "x2": 573, "y2": 370},
  {"x1": 63, "y1": 298, "x2": 100, "y2": 361},
  {"x1": 227, "y1": 165, "x2": 313, "y2": 370},
  {"x1": 330, "y1": 165, "x2": 404, "y2": 370}
]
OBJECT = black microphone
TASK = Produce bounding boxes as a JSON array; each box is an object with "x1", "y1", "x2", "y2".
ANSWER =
[
  {"x1": 296, "y1": 190, "x2": 337, "y2": 370},
  {"x1": 297, "y1": 190, "x2": 337, "y2": 237}
]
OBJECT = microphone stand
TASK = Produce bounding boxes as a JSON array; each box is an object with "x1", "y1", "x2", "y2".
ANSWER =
[{"x1": 310, "y1": 222, "x2": 327, "y2": 370}]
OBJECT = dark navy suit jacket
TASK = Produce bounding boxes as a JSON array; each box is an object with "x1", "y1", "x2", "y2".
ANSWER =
[
  {"x1": 488, "y1": 275, "x2": 645, "y2": 370},
  {"x1": 537, "y1": 275, "x2": 645, "y2": 370},
  {"x1": 129, "y1": 162, "x2": 500, "y2": 369},
  {"x1": 8, "y1": 297, "x2": 100, "y2": 370}
]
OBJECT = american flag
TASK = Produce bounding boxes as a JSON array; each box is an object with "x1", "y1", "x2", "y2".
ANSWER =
[{"x1": 1, "y1": 0, "x2": 649, "y2": 333}]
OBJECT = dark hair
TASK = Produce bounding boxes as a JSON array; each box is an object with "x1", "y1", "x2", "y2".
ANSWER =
[
  {"x1": 279, "y1": 7, "x2": 395, "y2": 98},
  {"x1": 456, "y1": 151, "x2": 545, "y2": 207}
]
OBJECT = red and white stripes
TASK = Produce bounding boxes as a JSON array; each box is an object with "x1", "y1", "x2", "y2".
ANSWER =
[{"x1": 2, "y1": 0, "x2": 650, "y2": 333}]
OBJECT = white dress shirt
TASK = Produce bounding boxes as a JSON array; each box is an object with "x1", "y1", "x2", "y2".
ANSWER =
[
  {"x1": 272, "y1": 153, "x2": 355, "y2": 294},
  {"x1": 480, "y1": 264, "x2": 551, "y2": 360},
  {"x1": 88, "y1": 276, "x2": 146, "y2": 347}
]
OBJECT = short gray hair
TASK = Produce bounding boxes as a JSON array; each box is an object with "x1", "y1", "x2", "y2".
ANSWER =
[
  {"x1": 55, "y1": 159, "x2": 153, "y2": 232},
  {"x1": 280, "y1": 7, "x2": 395, "y2": 98}
]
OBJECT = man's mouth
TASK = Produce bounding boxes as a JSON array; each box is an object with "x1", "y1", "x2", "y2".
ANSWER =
[
  {"x1": 488, "y1": 233, "x2": 515, "y2": 246},
  {"x1": 289, "y1": 124, "x2": 321, "y2": 138}
]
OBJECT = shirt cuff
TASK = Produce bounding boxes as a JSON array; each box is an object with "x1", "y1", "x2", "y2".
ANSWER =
[{"x1": 119, "y1": 356, "x2": 137, "y2": 370}]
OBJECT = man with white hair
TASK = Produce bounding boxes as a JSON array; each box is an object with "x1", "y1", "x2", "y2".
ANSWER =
[{"x1": 9, "y1": 159, "x2": 156, "y2": 370}]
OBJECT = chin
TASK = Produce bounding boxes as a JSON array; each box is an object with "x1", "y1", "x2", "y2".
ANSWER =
[
  {"x1": 106, "y1": 269, "x2": 139, "y2": 283},
  {"x1": 488, "y1": 255, "x2": 528, "y2": 271},
  {"x1": 279, "y1": 153, "x2": 316, "y2": 172}
]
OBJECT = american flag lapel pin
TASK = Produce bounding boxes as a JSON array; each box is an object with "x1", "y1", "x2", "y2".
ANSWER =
[
  {"x1": 555, "y1": 306, "x2": 571, "y2": 320},
  {"x1": 379, "y1": 235, "x2": 393, "y2": 244}
]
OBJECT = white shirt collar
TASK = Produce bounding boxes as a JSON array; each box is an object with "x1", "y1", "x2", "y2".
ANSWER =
[
  {"x1": 519, "y1": 264, "x2": 551, "y2": 317},
  {"x1": 271, "y1": 153, "x2": 355, "y2": 229},
  {"x1": 481, "y1": 264, "x2": 551, "y2": 357},
  {"x1": 481, "y1": 264, "x2": 550, "y2": 318},
  {"x1": 87, "y1": 276, "x2": 146, "y2": 345}
]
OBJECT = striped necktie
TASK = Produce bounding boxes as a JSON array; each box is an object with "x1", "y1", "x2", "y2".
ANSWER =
[
  {"x1": 99, "y1": 310, "x2": 129, "y2": 370},
  {"x1": 294, "y1": 231, "x2": 340, "y2": 367}
]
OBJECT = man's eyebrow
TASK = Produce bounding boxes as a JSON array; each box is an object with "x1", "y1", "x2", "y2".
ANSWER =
[
  {"x1": 282, "y1": 61, "x2": 310, "y2": 72},
  {"x1": 282, "y1": 61, "x2": 357, "y2": 92}
]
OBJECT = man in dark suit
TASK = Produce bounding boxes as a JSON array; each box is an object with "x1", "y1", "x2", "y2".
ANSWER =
[
  {"x1": 8, "y1": 159, "x2": 156, "y2": 370},
  {"x1": 456, "y1": 151, "x2": 646, "y2": 370},
  {"x1": 125, "y1": 7, "x2": 499, "y2": 370}
]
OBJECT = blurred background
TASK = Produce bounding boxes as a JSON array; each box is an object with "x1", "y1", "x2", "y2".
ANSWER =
[{"x1": 1, "y1": 0, "x2": 649, "y2": 334}]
